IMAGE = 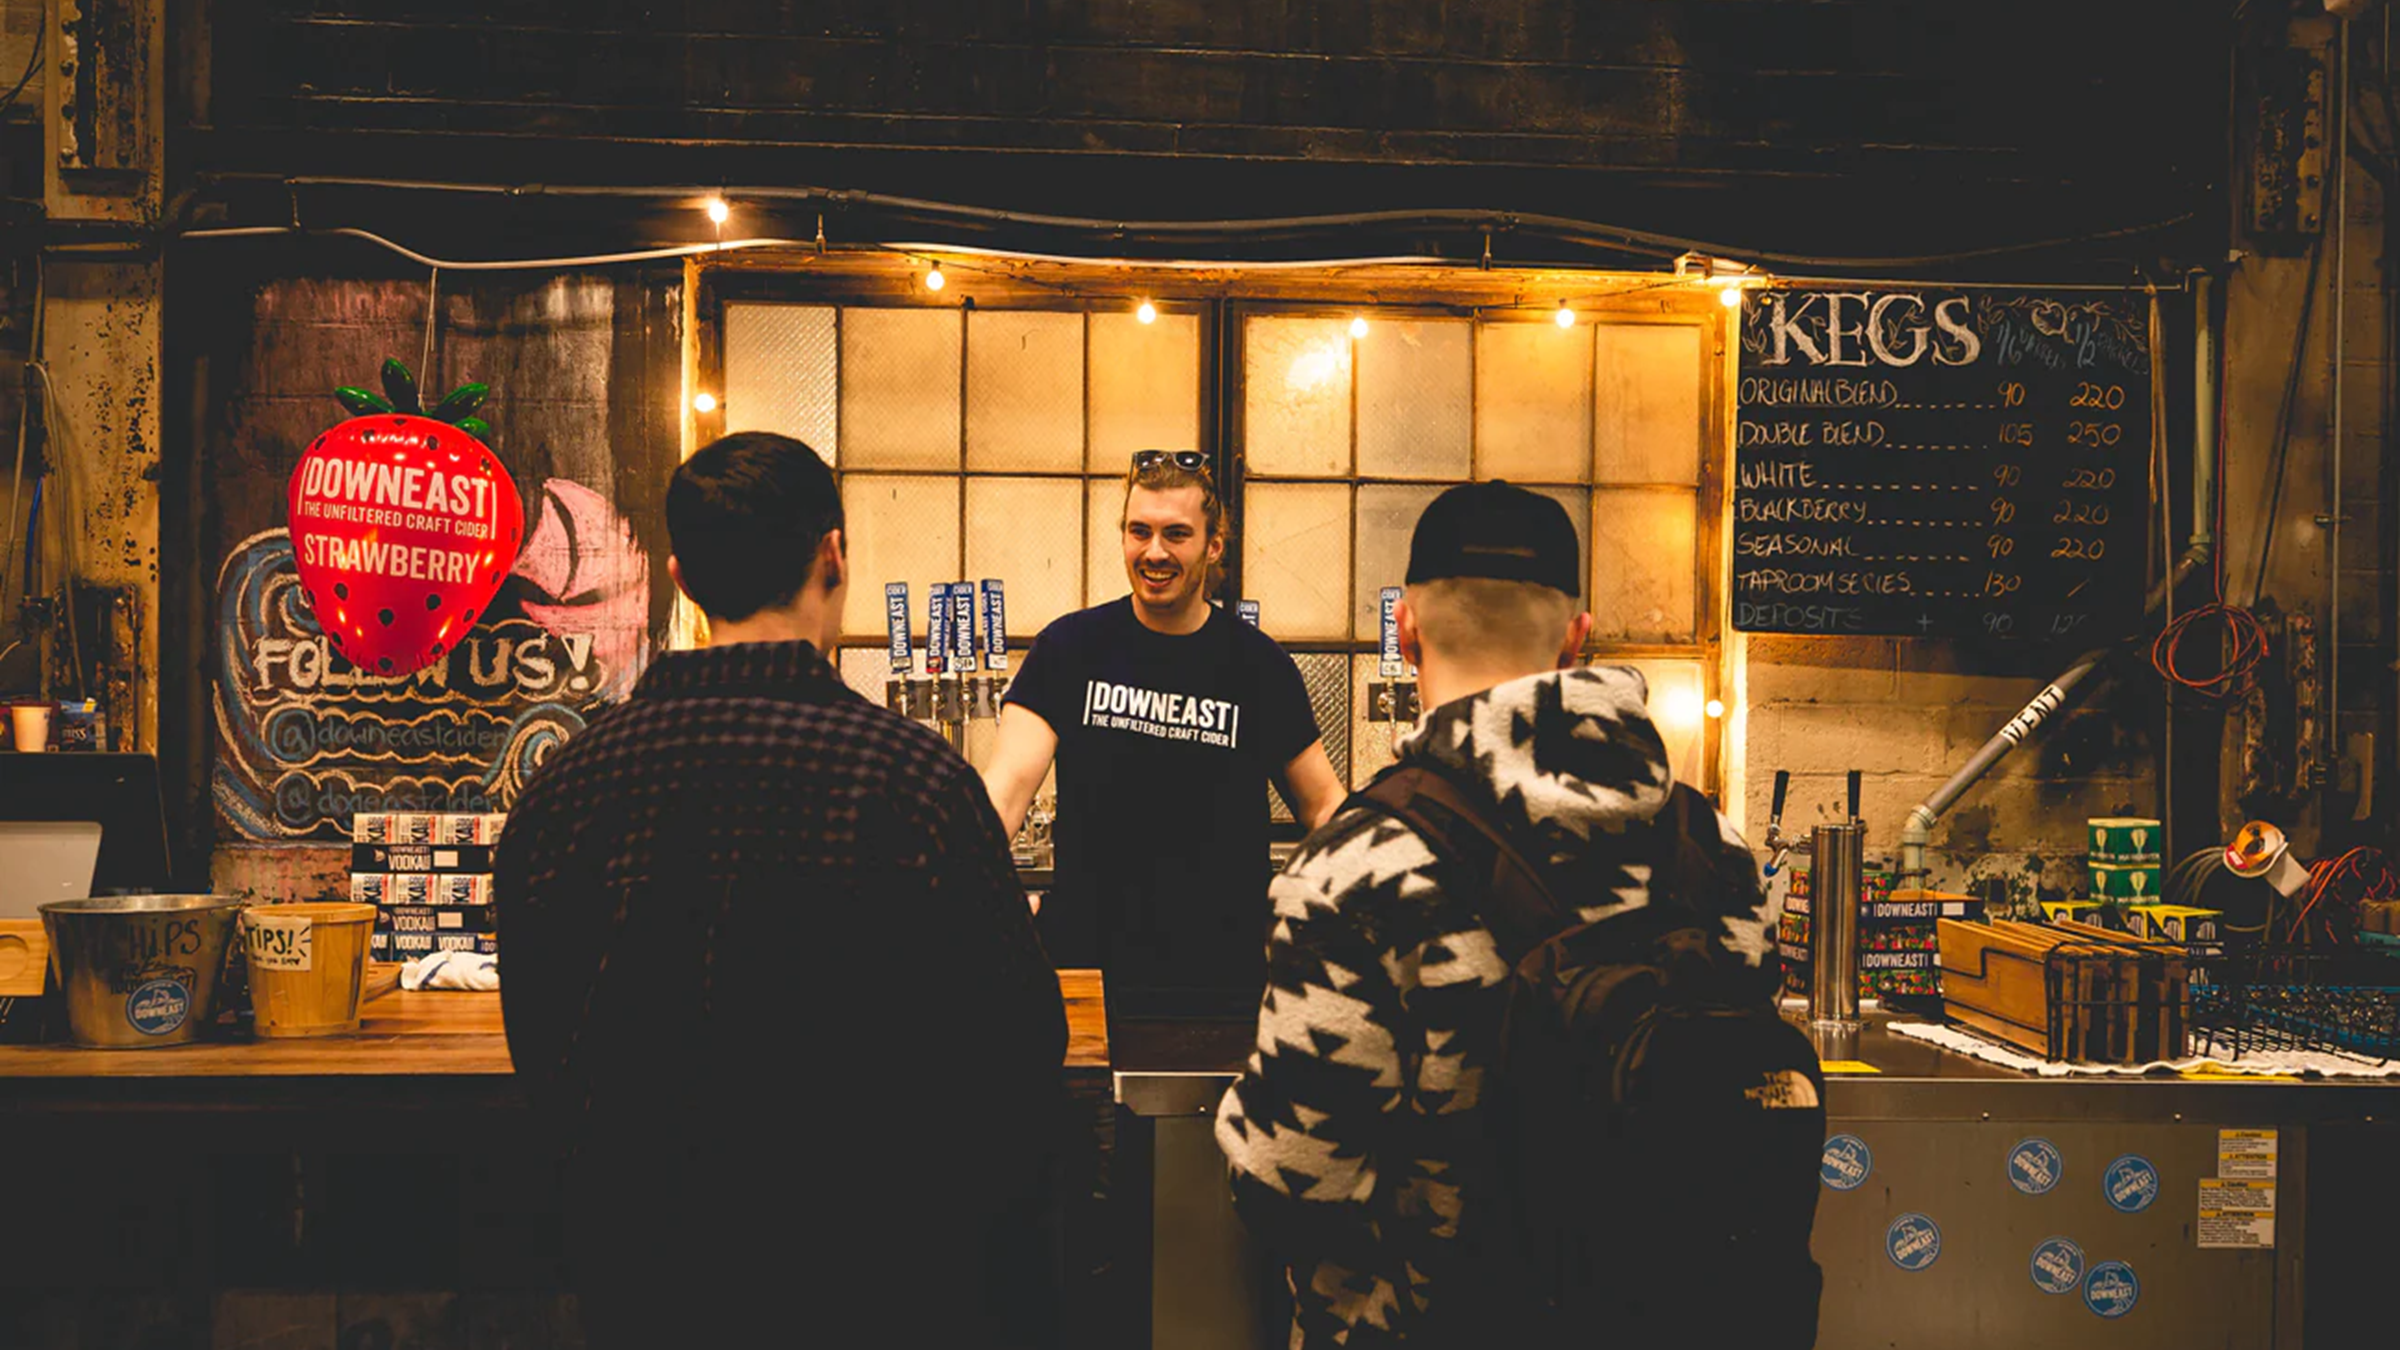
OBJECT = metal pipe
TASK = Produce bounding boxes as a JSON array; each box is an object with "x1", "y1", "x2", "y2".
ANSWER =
[
  {"x1": 1897, "y1": 549, "x2": 2209, "y2": 880},
  {"x1": 2192, "y1": 270, "x2": 2217, "y2": 558},
  {"x1": 1809, "y1": 821, "x2": 1865, "y2": 1029},
  {"x1": 2330, "y1": 19, "x2": 2351, "y2": 780}
]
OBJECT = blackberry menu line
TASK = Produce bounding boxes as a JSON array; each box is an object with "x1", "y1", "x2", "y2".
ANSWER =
[{"x1": 1732, "y1": 288, "x2": 2152, "y2": 639}]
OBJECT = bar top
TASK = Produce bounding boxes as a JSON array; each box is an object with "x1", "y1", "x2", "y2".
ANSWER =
[{"x1": 0, "y1": 969, "x2": 1109, "y2": 1080}]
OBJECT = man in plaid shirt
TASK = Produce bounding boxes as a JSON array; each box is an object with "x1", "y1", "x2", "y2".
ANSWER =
[{"x1": 498, "y1": 433, "x2": 1068, "y2": 1349}]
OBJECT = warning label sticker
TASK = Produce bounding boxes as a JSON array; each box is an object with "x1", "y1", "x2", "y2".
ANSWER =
[
  {"x1": 2198, "y1": 1179, "x2": 2276, "y2": 1249},
  {"x1": 2218, "y1": 1129, "x2": 2278, "y2": 1180}
]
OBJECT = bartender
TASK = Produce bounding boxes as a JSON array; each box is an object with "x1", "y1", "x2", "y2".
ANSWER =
[{"x1": 983, "y1": 450, "x2": 1345, "y2": 1011}]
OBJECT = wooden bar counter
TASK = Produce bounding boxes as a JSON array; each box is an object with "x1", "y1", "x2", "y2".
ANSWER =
[
  {"x1": 0, "y1": 971, "x2": 1116, "y2": 1348},
  {"x1": 0, "y1": 969, "x2": 1107, "y2": 1110}
]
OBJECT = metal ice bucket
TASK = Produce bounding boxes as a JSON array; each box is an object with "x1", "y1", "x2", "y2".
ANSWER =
[{"x1": 39, "y1": 895, "x2": 246, "y2": 1048}]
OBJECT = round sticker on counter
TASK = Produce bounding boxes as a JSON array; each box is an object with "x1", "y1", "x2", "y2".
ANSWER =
[
  {"x1": 2030, "y1": 1237, "x2": 2085, "y2": 1295},
  {"x1": 126, "y1": 978, "x2": 191, "y2": 1037},
  {"x1": 2102, "y1": 1155, "x2": 2160, "y2": 1213},
  {"x1": 2083, "y1": 1260, "x2": 2141, "y2": 1318},
  {"x1": 2008, "y1": 1137, "x2": 2064, "y2": 1195},
  {"x1": 1820, "y1": 1134, "x2": 1873, "y2": 1191},
  {"x1": 1886, "y1": 1213, "x2": 1942, "y2": 1271}
]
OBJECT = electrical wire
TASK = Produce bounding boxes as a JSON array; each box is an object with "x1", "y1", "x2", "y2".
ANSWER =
[
  {"x1": 191, "y1": 175, "x2": 2202, "y2": 274},
  {"x1": 0, "y1": 10, "x2": 42, "y2": 118},
  {"x1": 2152, "y1": 267, "x2": 2269, "y2": 702},
  {"x1": 2279, "y1": 847, "x2": 2398, "y2": 945}
]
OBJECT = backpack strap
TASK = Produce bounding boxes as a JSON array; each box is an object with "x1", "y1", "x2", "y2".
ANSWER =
[{"x1": 1347, "y1": 764, "x2": 1574, "y2": 963}]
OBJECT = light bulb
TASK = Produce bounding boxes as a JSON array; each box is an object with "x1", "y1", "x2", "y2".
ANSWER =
[
  {"x1": 1718, "y1": 284, "x2": 1744, "y2": 309},
  {"x1": 1348, "y1": 314, "x2": 1370, "y2": 339},
  {"x1": 1554, "y1": 302, "x2": 1576, "y2": 328},
  {"x1": 704, "y1": 197, "x2": 730, "y2": 225},
  {"x1": 691, "y1": 392, "x2": 718, "y2": 413},
  {"x1": 1136, "y1": 300, "x2": 1158, "y2": 325},
  {"x1": 1705, "y1": 698, "x2": 1726, "y2": 719},
  {"x1": 924, "y1": 265, "x2": 946, "y2": 292}
]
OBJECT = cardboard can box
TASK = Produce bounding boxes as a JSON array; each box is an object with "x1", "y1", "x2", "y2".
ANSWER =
[
  {"x1": 2088, "y1": 817, "x2": 2164, "y2": 865},
  {"x1": 376, "y1": 905, "x2": 500, "y2": 936},
  {"x1": 2126, "y1": 903, "x2": 2221, "y2": 945},
  {"x1": 350, "y1": 874, "x2": 495, "y2": 907},
  {"x1": 2088, "y1": 862, "x2": 2163, "y2": 900},
  {"x1": 352, "y1": 843, "x2": 496, "y2": 875},
  {"x1": 350, "y1": 812, "x2": 508, "y2": 845},
  {"x1": 371, "y1": 931, "x2": 498, "y2": 961}
]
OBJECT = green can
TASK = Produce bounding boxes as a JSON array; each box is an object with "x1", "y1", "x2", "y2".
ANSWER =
[
  {"x1": 2088, "y1": 862, "x2": 2164, "y2": 900},
  {"x1": 2088, "y1": 817, "x2": 2163, "y2": 865}
]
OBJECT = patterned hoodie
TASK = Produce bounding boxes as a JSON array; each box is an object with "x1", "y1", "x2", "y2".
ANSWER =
[{"x1": 1217, "y1": 666, "x2": 1778, "y2": 1349}]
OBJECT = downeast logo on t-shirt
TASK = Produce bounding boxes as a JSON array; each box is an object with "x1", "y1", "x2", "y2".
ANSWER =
[{"x1": 1081, "y1": 678, "x2": 1242, "y2": 750}]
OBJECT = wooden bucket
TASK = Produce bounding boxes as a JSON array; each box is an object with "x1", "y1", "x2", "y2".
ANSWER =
[{"x1": 240, "y1": 903, "x2": 378, "y2": 1038}]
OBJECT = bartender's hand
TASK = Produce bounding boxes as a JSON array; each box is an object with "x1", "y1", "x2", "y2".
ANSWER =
[{"x1": 983, "y1": 703, "x2": 1060, "y2": 839}]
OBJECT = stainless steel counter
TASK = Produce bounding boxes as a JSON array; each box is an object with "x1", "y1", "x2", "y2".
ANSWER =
[{"x1": 1112, "y1": 1015, "x2": 2400, "y2": 1349}]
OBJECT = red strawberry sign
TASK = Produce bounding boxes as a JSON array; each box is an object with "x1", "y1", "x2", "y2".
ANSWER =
[{"x1": 286, "y1": 360, "x2": 522, "y2": 678}]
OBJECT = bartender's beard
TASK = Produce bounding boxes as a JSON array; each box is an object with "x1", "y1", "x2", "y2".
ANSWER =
[{"x1": 1131, "y1": 557, "x2": 1204, "y2": 618}]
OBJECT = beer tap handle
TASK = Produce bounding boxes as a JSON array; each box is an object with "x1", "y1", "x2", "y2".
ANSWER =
[
  {"x1": 1846, "y1": 769, "x2": 1863, "y2": 825},
  {"x1": 1762, "y1": 768, "x2": 1793, "y2": 878}
]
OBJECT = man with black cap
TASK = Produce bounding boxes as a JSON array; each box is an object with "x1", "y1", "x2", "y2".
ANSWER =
[{"x1": 1216, "y1": 482, "x2": 1782, "y2": 1348}]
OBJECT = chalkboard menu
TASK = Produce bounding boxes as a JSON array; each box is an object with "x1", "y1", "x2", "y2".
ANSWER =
[{"x1": 1732, "y1": 288, "x2": 2151, "y2": 640}]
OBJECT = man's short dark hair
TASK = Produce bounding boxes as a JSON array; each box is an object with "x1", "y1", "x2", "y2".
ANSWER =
[{"x1": 666, "y1": 432, "x2": 845, "y2": 622}]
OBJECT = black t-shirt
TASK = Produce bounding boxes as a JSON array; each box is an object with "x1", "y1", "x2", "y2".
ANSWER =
[{"x1": 1005, "y1": 598, "x2": 1321, "y2": 1001}]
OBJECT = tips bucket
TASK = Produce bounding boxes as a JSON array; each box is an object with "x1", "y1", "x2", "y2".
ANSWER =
[
  {"x1": 241, "y1": 902, "x2": 377, "y2": 1038},
  {"x1": 39, "y1": 895, "x2": 246, "y2": 1048}
]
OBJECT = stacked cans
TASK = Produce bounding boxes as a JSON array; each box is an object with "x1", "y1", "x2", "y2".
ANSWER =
[
  {"x1": 1777, "y1": 864, "x2": 1980, "y2": 1001},
  {"x1": 350, "y1": 813, "x2": 505, "y2": 964}
]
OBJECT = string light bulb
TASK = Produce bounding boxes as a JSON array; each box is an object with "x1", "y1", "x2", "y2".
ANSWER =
[
  {"x1": 691, "y1": 392, "x2": 718, "y2": 414},
  {"x1": 1718, "y1": 283, "x2": 1744, "y2": 310},
  {"x1": 704, "y1": 197, "x2": 730, "y2": 225},
  {"x1": 1349, "y1": 314, "x2": 1370, "y2": 339},
  {"x1": 1704, "y1": 698, "x2": 1726, "y2": 719},
  {"x1": 1554, "y1": 301, "x2": 1576, "y2": 328},
  {"x1": 924, "y1": 263, "x2": 947, "y2": 292},
  {"x1": 1136, "y1": 300, "x2": 1158, "y2": 325}
]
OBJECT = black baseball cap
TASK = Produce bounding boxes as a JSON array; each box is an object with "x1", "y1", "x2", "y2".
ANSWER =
[{"x1": 1405, "y1": 481, "x2": 1582, "y2": 597}]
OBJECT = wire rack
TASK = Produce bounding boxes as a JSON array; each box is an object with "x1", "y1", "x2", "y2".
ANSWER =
[{"x1": 2189, "y1": 946, "x2": 2400, "y2": 1061}]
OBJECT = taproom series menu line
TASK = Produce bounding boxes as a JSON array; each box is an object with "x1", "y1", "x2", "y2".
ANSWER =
[{"x1": 1732, "y1": 289, "x2": 2151, "y2": 640}]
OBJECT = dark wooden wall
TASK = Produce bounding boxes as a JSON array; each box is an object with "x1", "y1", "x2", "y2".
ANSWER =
[{"x1": 180, "y1": 0, "x2": 2236, "y2": 266}]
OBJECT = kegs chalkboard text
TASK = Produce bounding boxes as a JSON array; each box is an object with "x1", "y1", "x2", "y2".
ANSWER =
[{"x1": 1732, "y1": 289, "x2": 2151, "y2": 640}]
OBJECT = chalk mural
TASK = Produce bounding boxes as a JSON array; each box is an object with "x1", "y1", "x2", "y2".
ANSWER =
[{"x1": 213, "y1": 478, "x2": 651, "y2": 841}]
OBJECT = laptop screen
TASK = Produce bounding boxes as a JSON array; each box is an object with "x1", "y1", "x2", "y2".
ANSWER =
[{"x1": 0, "y1": 821, "x2": 105, "y2": 919}]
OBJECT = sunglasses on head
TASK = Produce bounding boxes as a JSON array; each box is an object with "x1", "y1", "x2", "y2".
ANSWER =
[{"x1": 1131, "y1": 450, "x2": 1209, "y2": 474}]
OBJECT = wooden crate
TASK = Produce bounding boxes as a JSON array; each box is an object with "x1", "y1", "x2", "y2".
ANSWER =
[{"x1": 1936, "y1": 920, "x2": 2158, "y2": 1063}]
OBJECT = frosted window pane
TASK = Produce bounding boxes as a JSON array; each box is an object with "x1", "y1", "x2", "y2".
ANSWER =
[
  {"x1": 967, "y1": 477, "x2": 1085, "y2": 637},
  {"x1": 1086, "y1": 477, "x2": 1129, "y2": 611},
  {"x1": 841, "y1": 308, "x2": 961, "y2": 470},
  {"x1": 838, "y1": 646, "x2": 893, "y2": 702},
  {"x1": 840, "y1": 475, "x2": 962, "y2": 640},
  {"x1": 1614, "y1": 658, "x2": 1709, "y2": 786},
  {"x1": 1594, "y1": 323, "x2": 1703, "y2": 485},
  {"x1": 1244, "y1": 317, "x2": 1352, "y2": 477},
  {"x1": 1352, "y1": 484, "x2": 1442, "y2": 639},
  {"x1": 1243, "y1": 481, "x2": 1352, "y2": 640},
  {"x1": 1591, "y1": 488, "x2": 1696, "y2": 641},
  {"x1": 966, "y1": 310, "x2": 1084, "y2": 473},
  {"x1": 1477, "y1": 322, "x2": 1592, "y2": 483},
  {"x1": 1357, "y1": 319, "x2": 1471, "y2": 479},
  {"x1": 723, "y1": 303, "x2": 838, "y2": 462},
  {"x1": 1530, "y1": 485, "x2": 1593, "y2": 613},
  {"x1": 1091, "y1": 311, "x2": 1201, "y2": 470}
]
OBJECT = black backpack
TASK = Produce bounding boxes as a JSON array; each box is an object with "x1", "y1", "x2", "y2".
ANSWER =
[{"x1": 1350, "y1": 764, "x2": 1825, "y2": 1349}]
